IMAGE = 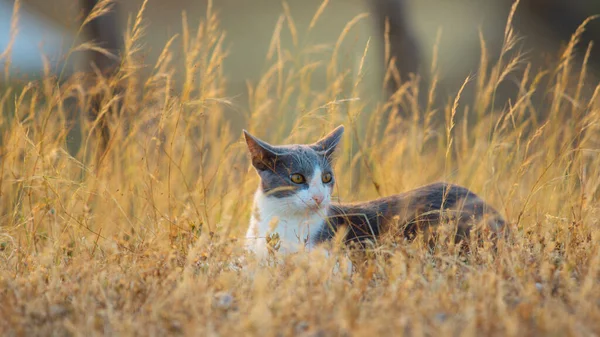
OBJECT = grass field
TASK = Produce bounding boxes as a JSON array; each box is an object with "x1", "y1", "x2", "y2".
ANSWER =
[{"x1": 1, "y1": 1, "x2": 600, "y2": 336}]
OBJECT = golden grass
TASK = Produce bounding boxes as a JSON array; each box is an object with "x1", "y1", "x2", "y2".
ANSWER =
[{"x1": 1, "y1": 0, "x2": 600, "y2": 335}]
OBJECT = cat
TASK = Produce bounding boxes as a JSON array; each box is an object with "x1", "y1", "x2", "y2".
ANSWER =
[{"x1": 243, "y1": 125, "x2": 507, "y2": 259}]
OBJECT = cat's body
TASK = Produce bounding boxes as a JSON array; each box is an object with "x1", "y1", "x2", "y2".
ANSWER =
[{"x1": 243, "y1": 126, "x2": 506, "y2": 258}]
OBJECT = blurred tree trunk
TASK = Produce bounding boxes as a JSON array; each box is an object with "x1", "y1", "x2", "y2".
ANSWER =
[
  {"x1": 368, "y1": 0, "x2": 422, "y2": 97},
  {"x1": 80, "y1": 0, "x2": 123, "y2": 157},
  {"x1": 521, "y1": 0, "x2": 600, "y2": 71}
]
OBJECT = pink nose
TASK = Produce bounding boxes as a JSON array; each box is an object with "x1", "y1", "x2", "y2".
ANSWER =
[{"x1": 312, "y1": 195, "x2": 324, "y2": 205}]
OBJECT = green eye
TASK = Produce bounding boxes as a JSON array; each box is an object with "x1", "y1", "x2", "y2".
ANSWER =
[
  {"x1": 290, "y1": 173, "x2": 306, "y2": 184},
  {"x1": 322, "y1": 172, "x2": 332, "y2": 183}
]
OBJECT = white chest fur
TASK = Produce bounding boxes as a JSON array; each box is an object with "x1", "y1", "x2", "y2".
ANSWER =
[{"x1": 245, "y1": 189, "x2": 327, "y2": 259}]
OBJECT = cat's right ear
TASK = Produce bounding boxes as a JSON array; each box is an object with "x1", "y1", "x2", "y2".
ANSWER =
[{"x1": 243, "y1": 130, "x2": 278, "y2": 171}]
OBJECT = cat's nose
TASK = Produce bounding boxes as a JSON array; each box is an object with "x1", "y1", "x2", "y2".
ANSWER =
[{"x1": 312, "y1": 195, "x2": 324, "y2": 205}]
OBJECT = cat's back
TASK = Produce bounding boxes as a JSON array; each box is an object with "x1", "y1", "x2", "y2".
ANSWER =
[{"x1": 319, "y1": 182, "x2": 506, "y2": 244}]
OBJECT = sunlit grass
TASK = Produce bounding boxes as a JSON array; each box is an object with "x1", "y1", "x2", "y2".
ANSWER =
[{"x1": 1, "y1": 0, "x2": 599, "y2": 335}]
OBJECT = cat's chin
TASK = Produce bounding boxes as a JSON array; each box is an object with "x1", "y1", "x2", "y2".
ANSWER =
[
  {"x1": 284, "y1": 204, "x2": 329, "y2": 216},
  {"x1": 306, "y1": 203, "x2": 329, "y2": 213}
]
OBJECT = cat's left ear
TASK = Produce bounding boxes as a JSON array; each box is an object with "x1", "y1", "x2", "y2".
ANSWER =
[
  {"x1": 243, "y1": 130, "x2": 279, "y2": 171},
  {"x1": 311, "y1": 125, "x2": 345, "y2": 159}
]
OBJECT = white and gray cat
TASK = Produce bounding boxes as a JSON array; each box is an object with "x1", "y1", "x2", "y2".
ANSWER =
[{"x1": 244, "y1": 125, "x2": 506, "y2": 258}]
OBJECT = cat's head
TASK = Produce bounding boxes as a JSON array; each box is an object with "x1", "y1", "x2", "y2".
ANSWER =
[{"x1": 243, "y1": 125, "x2": 345, "y2": 213}]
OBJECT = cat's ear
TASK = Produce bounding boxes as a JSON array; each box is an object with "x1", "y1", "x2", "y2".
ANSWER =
[
  {"x1": 311, "y1": 125, "x2": 345, "y2": 159},
  {"x1": 243, "y1": 130, "x2": 278, "y2": 171}
]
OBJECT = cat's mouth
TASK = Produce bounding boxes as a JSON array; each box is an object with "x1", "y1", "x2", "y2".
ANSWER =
[{"x1": 307, "y1": 202, "x2": 328, "y2": 212}]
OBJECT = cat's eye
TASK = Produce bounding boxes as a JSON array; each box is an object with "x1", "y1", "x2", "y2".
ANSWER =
[
  {"x1": 290, "y1": 173, "x2": 306, "y2": 184},
  {"x1": 322, "y1": 172, "x2": 332, "y2": 183}
]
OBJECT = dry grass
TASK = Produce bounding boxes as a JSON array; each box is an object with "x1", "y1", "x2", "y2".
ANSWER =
[{"x1": 1, "y1": 1, "x2": 600, "y2": 336}]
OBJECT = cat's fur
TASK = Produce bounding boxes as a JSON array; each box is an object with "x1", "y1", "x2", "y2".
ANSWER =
[{"x1": 244, "y1": 125, "x2": 506, "y2": 258}]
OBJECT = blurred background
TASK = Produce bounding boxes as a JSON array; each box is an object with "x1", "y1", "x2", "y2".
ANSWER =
[{"x1": 1, "y1": 0, "x2": 599, "y2": 118}]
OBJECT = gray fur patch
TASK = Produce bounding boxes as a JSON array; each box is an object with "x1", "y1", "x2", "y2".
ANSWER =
[
  {"x1": 243, "y1": 126, "x2": 344, "y2": 198},
  {"x1": 258, "y1": 145, "x2": 335, "y2": 198}
]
